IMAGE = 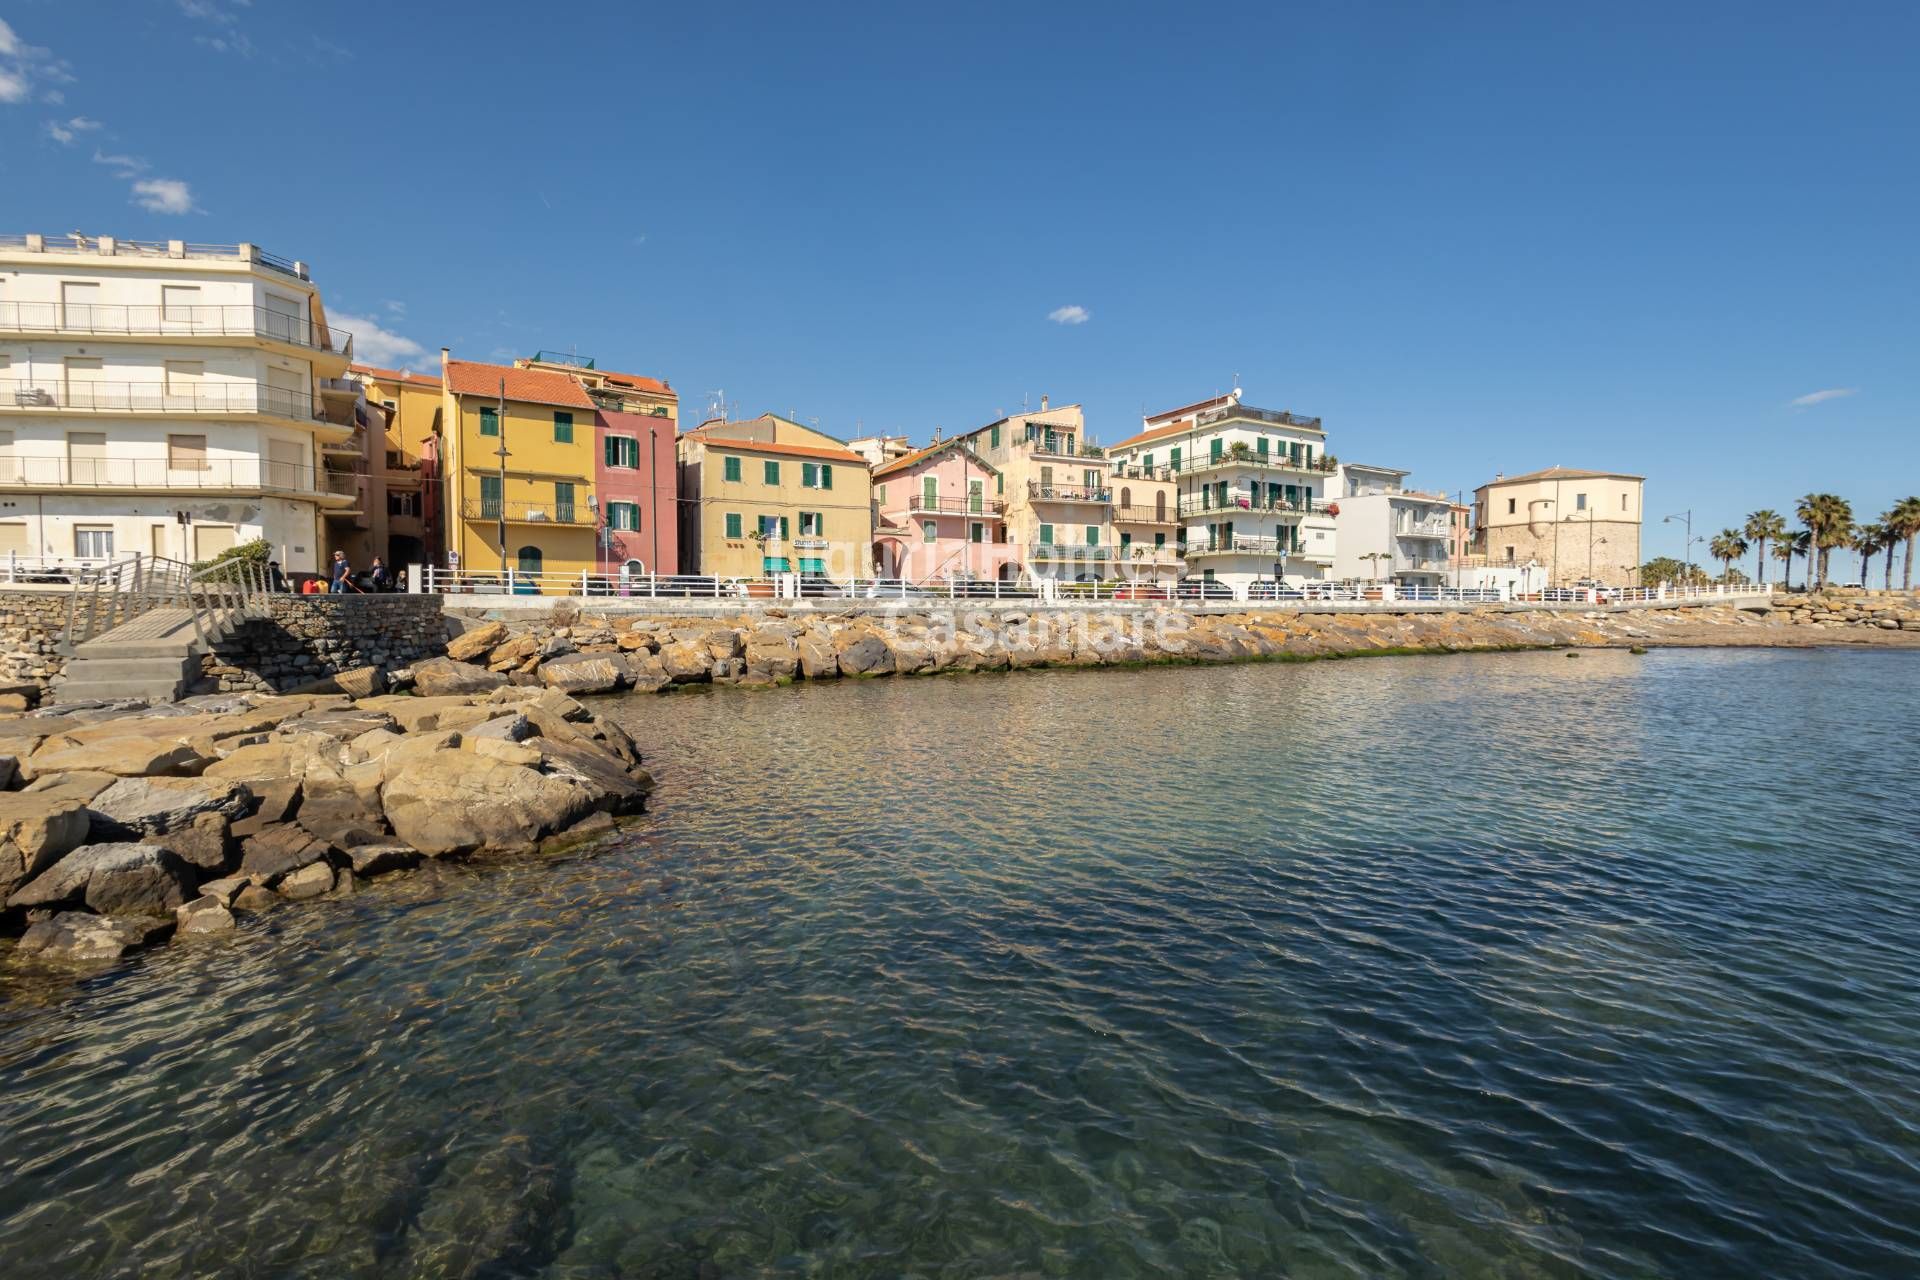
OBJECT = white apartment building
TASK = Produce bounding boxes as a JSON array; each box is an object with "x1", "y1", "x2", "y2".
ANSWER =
[
  {"x1": 1106, "y1": 390, "x2": 1337, "y2": 589},
  {"x1": 1328, "y1": 463, "x2": 1454, "y2": 588},
  {"x1": 0, "y1": 233, "x2": 356, "y2": 575}
]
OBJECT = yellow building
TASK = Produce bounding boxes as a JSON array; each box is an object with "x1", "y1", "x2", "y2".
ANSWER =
[
  {"x1": 677, "y1": 415, "x2": 872, "y2": 578},
  {"x1": 440, "y1": 352, "x2": 600, "y2": 581},
  {"x1": 353, "y1": 364, "x2": 443, "y2": 568}
]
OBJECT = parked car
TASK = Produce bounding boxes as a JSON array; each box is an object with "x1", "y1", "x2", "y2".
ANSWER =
[
  {"x1": 1111, "y1": 583, "x2": 1169, "y2": 601},
  {"x1": 1172, "y1": 578, "x2": 1234, "y2": 601}
]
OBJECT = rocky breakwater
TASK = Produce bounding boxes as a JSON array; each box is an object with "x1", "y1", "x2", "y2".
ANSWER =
[
  {"x1": 1772, "y1": 589, "x2": 1920, "y2": 632},
  {"x1": 0, "y1": 685, "x2": 651, "y2": 968},
  {"x1": 429, "y1": 604, "x2": 1706, "y2": 693}
]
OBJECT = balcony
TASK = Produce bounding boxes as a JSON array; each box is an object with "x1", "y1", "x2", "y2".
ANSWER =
[
  {"x1": 1011, "y1": 431, "x2": 1105, "y2": 460},
  {"x1": 1027, "y1": 482, "x2": 1112, "y2": 504},
  {"x1": 0, "y1": 454, "x2": 357, "y2": 503},
  {"x1": 0, "y1": 234, "x2": 313, "y2": 279},
  {"x1": 1181, "y1": 534, "x2": 1304, "y2": 559},
  {"x1": 1178, "y1": 494, "x2": 1334, "y2": 519},
  {"x1": 1021, "y1": 543, "x2": 1115, "y2": 562},
  {"x1": 1195, "y1": 403, "x2": 1323, "y2": 432},
  {"x1": 1166, "y1": 449, "x2": 1336, "y2": 479},
  {"x1": 0, "y1": 301, "x2": 352, "y2": 357},
  {"x1": 1395, "y1": 521, "x2": 1451, "y2": 540},
  {"x1": 1112, "y1": 504, "x2": 1177, "y2": 526},
  {"x1": 906, "y1": 494, "x2": 1006, "y2": 517},
  {"x1": 1, "y1": 378, "x2": 326, "y2": 424},
  {"x1": 461, "y1": 500, "x2": 595, "y2": 526}
]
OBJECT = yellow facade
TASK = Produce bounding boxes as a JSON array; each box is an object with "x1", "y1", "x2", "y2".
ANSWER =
[
  {"x1": 678, "y1": 415, "x2": 873, "y2": 578},
  {"x1": 441, "y1": 357, "x2": 600, "y2": 580}
]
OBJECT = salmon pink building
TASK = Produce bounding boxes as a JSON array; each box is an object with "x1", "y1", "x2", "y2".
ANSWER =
[
  {"x1": 594, "y1": 408, "x2": 678, "y2": 576},
  {"x1": 870, "y1": 439, "x2": 1014, "y2": 582}
]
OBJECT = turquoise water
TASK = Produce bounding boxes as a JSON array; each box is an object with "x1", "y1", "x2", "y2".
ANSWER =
[{"x1": 1, "y1": 648, "x2": 1918, "y2": 1278}]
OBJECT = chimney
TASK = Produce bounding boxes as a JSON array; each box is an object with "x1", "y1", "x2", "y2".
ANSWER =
[
  {"x1": 1494, "y1": 472, "x2": 1504, "y2": 482},
  {"x1": 1040, "y1": 395, "x2": 1049, "y2": 411},
  {"x1": 440, "y1": 347, "x2": 450, "y2": 386}
]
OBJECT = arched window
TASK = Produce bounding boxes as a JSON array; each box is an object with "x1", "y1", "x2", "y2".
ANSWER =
[
  {"x1": 621, "y1": 558, "x2": 645, "y2": 577},
  {"x1": 516, "y1": 545, "x2": 543, "y2": 575},
  {"x1": 1155, "y1": 491, "x2": 1167, "y2": 522},
  {"x1": 1120, "y1": 486, "x2": 1132, "y2": 510}
]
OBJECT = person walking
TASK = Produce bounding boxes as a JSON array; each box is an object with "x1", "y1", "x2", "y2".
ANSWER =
[
  {"x1": 368, "y1": 556, "x2": 392, "y2": 593},
  {"x1": 266, "y1": 560, "x2": 289, "y2": 593},
  {"x1": 329, "y1": 550, "x2": 355, "y2": 594}
]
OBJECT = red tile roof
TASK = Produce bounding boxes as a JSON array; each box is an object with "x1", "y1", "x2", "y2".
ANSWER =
[
  {"x1": 1143, "y1": 393, "x2": 1233, "y2": 425},
  {"x1": 445, "y1": 359, "x2": 595, "y2": 410},
  {"x1": 682, "y1": 429, "x2": 864, "y2": 465},
  {"x1": 871, "y1": 438, "x2": 998, "y2": 479},
  {"x1": 1109, "y1": 418, "x2": 1206, "y2": 451},
  {"x1": 352, "y1": 364, "x2": 441, "y2": 390},
  {"x1": 594, "y1": 369, "x2": 674, "y2": 397}
]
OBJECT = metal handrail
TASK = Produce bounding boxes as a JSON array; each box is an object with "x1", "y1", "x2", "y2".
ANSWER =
[
  {"x1": 1, "y1": 378, "x2": 323, "y2": 421},
  {"x1": 61, "y1": 552, "x2": 271, "y2": 652},
  {"x1": 0, "y1": 455, "x2": 358, "y2": 494},
  {"x1": 0, "y1": 302, "x2": 350, "y2": 353}
]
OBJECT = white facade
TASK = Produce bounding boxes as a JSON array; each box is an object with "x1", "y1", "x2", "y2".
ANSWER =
[
  {"x1": 1108, "y1": 392, "x2": 1336, "y2": 588},
  {"x1": 1329, "y1": 463, "x2": 1454, "y2": 587},
  {"x1": 0, "y1": 234, "x2": 354, "y2": 574}
]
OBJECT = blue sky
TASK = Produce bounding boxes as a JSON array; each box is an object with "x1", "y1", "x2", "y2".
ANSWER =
[{"x1": 3, "y1": 1, "x2": 1915, "y2": 564}]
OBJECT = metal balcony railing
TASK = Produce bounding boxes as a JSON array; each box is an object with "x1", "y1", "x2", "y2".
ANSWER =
[
  {"x1": 462, "y1": 500, "x2": 596, "y2": 526},
  {"x1": 906, "y1": 494, "x2": 1006, "y2": 516},
  {"x1": 0, "y1": 302, "x2": 351, "y2": 354},
  {"x1": 1195, "y1": 403, "x2": 1323, "y2": 431},
  {"x1": 1178, "y1": 494, "x2": 1335, "y2": 518},
  {"x1": 1020, "y1": 543, "x2": 1115, "y2": 561},
  {"x1": 0, "y1": 454, "x2": 355, "y2": 496},
  {"x1": 1112, "y1": 504, "x2": 1177, "y2": 525},
  {"x1": 1163, "y1": 450, "x2": 1336, "y2": 477},
  {"x1": 1, "y1": 378, "x2": 323, "y2": 421},
  {"x1": 0, "y1": 234, "x2": 312, "y2": 280},
  {"x1": 1180, "y1": 534, "x2": 1304, "y2": 557},
  {"x1": 1027, "y1": 482, "x2": 1112, "y2": 503},
  {"x1": 1395, "y1": 522, "x2": 1451, "y2": 539}
]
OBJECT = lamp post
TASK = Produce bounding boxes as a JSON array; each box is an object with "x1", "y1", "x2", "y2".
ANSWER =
[
  {"x1": 494, "y1": 379, "x2": 509, "y2": 574},
  {"x1": 1662, "y1": 510, "x2": 1694, "y2": 583}
]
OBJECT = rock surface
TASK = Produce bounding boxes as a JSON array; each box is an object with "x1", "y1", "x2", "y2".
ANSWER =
[
  {"x1": 8, "y1": 842, "x2": 196, "y2": 916},
  {"x1": 13, "y1": 911, "x2": 174, "y2": 965}
]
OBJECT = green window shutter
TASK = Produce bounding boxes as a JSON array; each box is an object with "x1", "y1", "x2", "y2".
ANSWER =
[
  {"x1": 970, "y1": 522, "x2": 983, "y2": 544},
  {"x1": 815, "y1": 512, "x2": 826, "y2": 535},
  {"x1": 553, "y1": 411, "x2": 573, "y2": 443},
  {"x1": 802, "y1": 462, "x2": 818, "y2": 488},
  {"x1": 922, "y1": 521, "x2": 937, "y2": 543},
  {"x1": 990, "y1": 425, "x2": 1001, "y2": 449},
  {"x1": 996, "y1": 474, "x2": 1003, "y2": 495},
  {"x1": 1085, "y1": 525, "x2": 1098, "y2": 546},
  {"x1": 779, "y1": 515, "x2": 789, "y2": 539},
  {"x1": 1257, "y1": 437, "x2": 1269, "y2": 456},
  {"x1": 1120, "y1": 531, "x2": 1131, "y2": 549},
  {"x1": 478, "y1": 406, "x2": 499, "y2": 436},
  {"x1": 725, "y1": 512, "x2": 742, "y2": 538},
  {"x1": 724, "y1": 456, "x2": 741, "y2": 482},
  {"x1": 821, "y1": 464, "x2": 833, "y2": 489},
  {"x1": 1154, "y1": 532, "x2": 1166, "y2": 548},
  {"x1": 764, "y1": 460, "x2": 780, "y2": 485},
  {"x1": 1142, "y1": 452, "x2": 1153, "y2": 469},
  {"x1": 1039, "y1": 524, "x2": 1054, "y2": 546},
  {"x1": 604, "y1": 437, "x2": 617, "y2": 467},
  {"x1": 923, "y1": 475, "x2": 938, "y2": 504},
  {"x1": 479, "y1": 474, "x2": 502, "y2": 517},
  {"x1": 1171, "y1": 446, "x2": 1182, "y2": 468},
  {"x1": 1210, "y1": 438, "x2": 1223, "y2": 460}
]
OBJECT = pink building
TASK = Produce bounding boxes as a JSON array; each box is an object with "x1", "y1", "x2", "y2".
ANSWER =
[
  {"x1": 870, "y1": 440, "x2": 1014, "y2": 581},
  {"x1": 594, "y1": 409, "x2": 679, "y2": 576}
]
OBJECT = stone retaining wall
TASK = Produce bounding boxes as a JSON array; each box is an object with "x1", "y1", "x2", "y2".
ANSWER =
[
  {"x1": 1771, "y1": 589, "x2": 1920, "y2": 631},
  {"x1": 198, "y1": 595, "x2": 448, "y2": 694},
  {"x1": 0, "y1": 588, "x2": 72, "y2": 702}
]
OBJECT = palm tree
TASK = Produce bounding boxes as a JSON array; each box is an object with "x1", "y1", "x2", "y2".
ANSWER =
[
  {"x1": 1708, "y1": 529, "x2": 1748, "y2": 581},
  {"x1": 1744, "y1": 509, "x2": 1786, "y2": 585},
  {"x1": 1797, "y1": 493, "x2": 1854, "y2": 590},
  {"x1": 1887, "y1": 496, "x2": 1920, "y2": 591},
  {"x1": 1853, "y1": 523, "x2": 1885, "y2": 587}
]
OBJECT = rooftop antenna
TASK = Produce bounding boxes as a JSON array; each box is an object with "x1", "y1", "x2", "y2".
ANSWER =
[{"x1": 706, "y1": 389, "x2": 726, "y2": 422}]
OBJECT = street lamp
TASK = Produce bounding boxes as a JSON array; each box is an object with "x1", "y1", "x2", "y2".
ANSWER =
[{"x1": 1662, "y1": 510, "x2": 1694, "y2": 582}]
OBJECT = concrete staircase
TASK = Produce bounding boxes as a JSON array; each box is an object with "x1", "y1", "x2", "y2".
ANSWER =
[{"x1": 53, "y1": 605, "x2": 248, "y2": 705}]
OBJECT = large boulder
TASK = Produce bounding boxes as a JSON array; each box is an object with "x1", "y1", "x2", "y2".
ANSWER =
[
  {"x1": 446, "y1": 621, "x2": 510, "y2": 663},
  {"x1": 142, "y1": 812, "x2": 234, "y2": 876},
  {"x1": 411, "y1": 657, "x2": 509, "y2": 698},
  {"x1": 175, "y1": 894, "x2": 237, "y2": 936},
  {"x1": 87, "y1": 776, "x2": 252, "y2": 840},
  {"x1": 658, "y1": 642, "x2": 712, "y2": 683},
  {"x1": 277, "y1": 861, "x2": 335, "y2": 901},
  {"x1": 238, "y1": 825, "x2": 334, "y2": 884},
  {"x1": 536, "y1": 652, "x2": 629, "y2": 695},
  {"x1": 204, "y1": 734, "x2": 343, "y2": 784},
  {"x1": 743, "y1": 641, "x2": 799, "y2": 682},
  {"x1": 797, "y1": 637, "x2": 840, "y2": 679},
  {"x1": 835, "y1": 633, "x2": 896, "y2": 676},
  {"x1": 532, "y1": 738, "x2": 652, "y2": 815},
  {"x1": 24, "y1": 734, "x2": 208, "y2": 779},
  {"x1": 351, "y1": 695, "x2": 487, "y2": 735},
  {"x1": 625, "y1": 655, "x2": 672, "y2": 694},
  {"x1": 11, "y1": 911, "x2": 173, "y2": 966},
  {"x1": 7, "y1": 842, "x2": 196, "y2": 916},
  {"x1": 381, "y1": 751, "x2": 595, "y2": 855},
  {"x1": 345, "y1": 843, "x2": 419, "y2": 878},
  {"x1": 0, "y1": 795, "x2": 92, "y2": 900},
  {"x1": 21, "y1": 771, "x2": 118, "y2": 803}
]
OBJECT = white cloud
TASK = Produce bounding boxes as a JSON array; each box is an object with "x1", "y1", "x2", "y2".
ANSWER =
[
  {"x1": 1789, "y1": 387, "x2": 1858, "y2": 408},
  {"x1": 44, "y1": 114, "x2": 102, "y2": 144},
  {"x1": 331, "y1": 311, "x2": 427, "y2": 368},
  {"x1": 382, "y1": 299, "x2": 407, "y2": 317},
  {"x1": 93, "y1": 149, "x2": 148, "y2": 177},
  {"x1": 1048, "y1": 304, "x2": 1090, "y2": 325},
  {"x1": 0, "y1": 18, "x2": 72, "y2": 104},
  {"x1": 0, "y1": 68, "x2": 26, "y2": 103},
  {"x1": 131, "y1": 178, "x2": 198, "y2": 214},
  {"x1": 0, "y1": 19, "x2": 19, "y2": 57}
]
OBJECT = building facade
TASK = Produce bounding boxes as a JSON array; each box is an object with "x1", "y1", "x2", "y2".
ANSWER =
[
  {"x1": 354, "y1": 364, "x2": 443, "y2": 571},
  {"x1": 1328, "y1": 463, "x2": 1454, "y2": 588},
  {"x1": 439, "y1": 353, "x2": 600, "y2": 580},
  {"x1": 1471, "y1": 466, "x2": 1644, "y2": 585},
  {"x1": 870, "y1": 439, "x2": 1013, "y2": 582},
  {"x1": 0, "y1": 233, "x2": 355, "y2": 574},
  {"x1": 677, "y1": 415, "x2": 871, "y2": 579},
  {"x1": 950, "y1": 401, "x2": 1127, "y2": 583},
  {"x1": 1108, "y1": 391, "x2": 1337, "y2": 589}
]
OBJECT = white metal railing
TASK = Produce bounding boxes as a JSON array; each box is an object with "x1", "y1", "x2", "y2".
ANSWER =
[
  {"x1": 0, "y1": 234, "x2": 309, "y2": 279},
  {"x1": 1, "y1": 378, "x2": 322, "y2": 421},
  {"x1": 0, "y1": 302, "x2": 350, "y2": 354},
  {"x1": 60, "y1": 552, "x2": 272, "y2": 650}
]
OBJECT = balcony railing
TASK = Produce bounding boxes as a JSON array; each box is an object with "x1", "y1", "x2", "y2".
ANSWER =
[
  {"x1": 0, "y1": 454, "x2": 356, "y2": 497},
  {"x1": 1395, "y1": 522, "x2": 1451, "y2": 539},
  {"x1": 906, "y1": 494, "x2": 1006, "y2": 516},
  {"x1": 1164, "y1": 450, "x2": 1336, "y2": 478},
  {"x1": 1020, "y1": 543, "x2": 1115, "y2": 561},
  {"x1": 0, "y1": 234, "x2": 312, "y2": 280},
  {"x1": 1112, "y1": 504, "x2": 1177, "y2": 525},
  {"x1": 462, "y1": 500, "x2": 595, "y2": 526},
  {"x1": 0, "y1": 302, "x2": 351, "y2": 355},
  {"x1": 1027, "y1": 482, "x2": 1112, "y2": 504},
  {"x1": 1178, "y1": 494, "x2": 1335, "y2": 518},
  {"x1": 1195, "y1": 403, "x2": 1323, "y2": 431},
  {"x1": 1, "y1": 378, "x2": 324, "y2": 422},
  {"x1": 1013, "y1": 433, "x2": 1106, "y2": 459},
  {"x1": 1181, "y1": 534, "x2": 1305, "y2": 558}
]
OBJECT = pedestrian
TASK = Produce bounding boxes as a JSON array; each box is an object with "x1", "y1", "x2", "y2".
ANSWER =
[
  {"x1": 369, "y1": 556, "x2": 392, "y2": 593},
  {"x1": 394, "y1": 567, "x2": 409, "y2": 593},
  {"x1": 329, "y1": 550, "x2": 355, "y2": 594},
  {"x1": 266, "y1": 559, "x2": 288, "y2": 592}
]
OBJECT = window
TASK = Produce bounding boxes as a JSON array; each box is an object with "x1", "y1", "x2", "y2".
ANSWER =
[
  {"x1": 990, "y1": 425, "x2": 1001, "y2": 449},
  {"x1": 517, "y1": 545, "x2": 543, "y2": 575},
  {"x1": 1210, "y1": 438, "x2": 1224, "y2": 461},
  {"x1": 995, "y1": 473, "x2": 1003, "y2": 495},
  {"x1": 553, "y1": 411, "x2": 574, "y2": 443},
  {"x1": 607, "y1": 501, "x2": 640, "y2": 531},
  {"x1": 166, "y1": 434, "x2": 209, "y2": 472},
  {"x1": 1257, "y1": 437, "x2": 1269, "y2": 457},
  {"x1": 723, "y1": 455, "x2": 742, "y2": 482},
  {"x1": 66, "y1": 431, "x2": 107, "y2": 484},
  {"x1": 876, "y1": 484, "x2": 888, "y2": 506},
  {"x1": 802, "y1": 462, "x2": 819, "y2": 488},
  {"x1": 1576, "y1": 492, "x2": 1587, "y2": 511},
  {"x1": 1142, "y1": 453, "x2": 1153, "y2": 469},
  {"x1": 606, "y1": 436, "x2": 639, "y2": 468},
  {"x1": 74, "y1": 526, "x2": 114, "y2": 559},
  {"x1": 1622, "y1": 492, "x2": 1629, "y2": 511},
  {"x1": 478, "y1": 406, "x2": 499, "y2": 436},
  {"x1": 479, "y1": 475, "x2": 503, "y2": 518},
  {"x1": 1120, "y1": 531, "x2": 1132, "y2": 550},
  {"x1": 554, "y1": 482, "x2": 576, "y2": 522},
  {"x1": 799, "y1": 511, "x2": 824, "y2": 536},
  {"x1": 922, "y1": 521, "x2": 936, "y2": 543},
  {"x1": 820, "y1": 464, "x2": 833, "y2": 490},
  {"x1": 724, "y1": 512, "x2": 743, "y2": 539},
  {"x1": 763, "y1": 460, "x2": 780, "y2": 485},
  {"x1": 161, "y1": 284, "x2": 200, "y2": 324},
  {"x1": 1170, "y1": 446, "x2": 1182, "y2": 469},
  {"x1": 968, "y1": 479, "x2": 984, "y2": 513},
  {"x1": 1504, "y1": 545, "x2": 1515, "y2": 562},
  {"x1": 1039, "y1": 523, "x2": 1054, "y2": 545},
  {"x1": 1085, "y1": 525, "x2": 1099, "y2": 546},
  {"x1": 922, "y1": 475, "x2": 938, "y2": 507},
  {"x1": 163, "y1": 360, "x2": 204, "y2": 399},
  {"x1": 1084, "y1": 469, "x2": 1098, "y2": 488},
  {"x1": 1154, "y1": 532, "x2": 1166, "y2": 549},
  {"x1": 970, "y1": 522, "x2": 984, "y2": 544},
  {"x1": 1507, "y1": 498, "x2": 1516, "y2": 514},
  {"x1": 388, "y1": 490, "x2": 419, "y2": 517}
]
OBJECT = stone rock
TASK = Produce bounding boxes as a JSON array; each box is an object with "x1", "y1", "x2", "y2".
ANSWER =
[
  {"x1": 353, "y1": 695, "x2": 486, "y2": 735},
  {"x1": 835, "y1": 634, "x2": 896, "y2": 676},
  {"x1": 464, "y1": 712, "x2": 530, "y2": 743},
  {"x1": 532, "y1": 739, "x2": 652, "y2": 815},
  {"x1": 346, "y1": 843, "x2": 419, "y2": 877},
  {"x1": 485, "y1": 635, "x2": 540, "y2": 670},
  {"x1": 537, "y1": 652, "x2": 629, "y2": 694},
  {"x1": 0, "y1": 754, "x2": 15, "y2": 790},
  {"x1": 446, "y1": 621, "x2": 509, "y2": 663},
  {"x1": 175, "y1": 894, "x2": 237, "y2": 936},
  {"x1": 625, "y1": 656, "x2": 672, "y2": 694},
  {"x1": 87, "y1": 776, "x2": 251, "y2": 839},
  {"x1": 239, "y1": 825, "x2": 334, "y2": 884},
  {"x1": 197, "y1": 875, "x2": 247, "y2": 906},
  {"x1": 205, "y1": 735, "x2": 343, "y2": 784},
  {"x1": 228, "y1": 777, "x2": 301, "y2": 838},
  {"x1": 743, "y1": 641, "x2": 799, "y2": 682},
  {"x1": 796, "y1": 637, "x2": 840, "y2": 679},
  {"x1": 7, "y1": 842, "x2": 195, "y2": 916},
  {"x1": 277, "y1": 861, "x2": 335, "y2": 901},
  {"x1": 232, "y1": 884, "x2": 279, "y2": 913},
  {"x1": 143, "y1": 811, "x2": 234, "y2": 875},
  {"x1": 12, "y1": 911, "x2": 173, "y2": 966},
  {"x1": 411, "y1": 657, "x2": 509, "y2": 698},
  {"x1": 381, "y1": 750, "x2": 596, "y2": 855},
  {"x1": 21, "y1": 770, "x2": 119, "y2": 804},
  {"x1": 658, "y1": 642, "x2": 712, "y2": 683},
  {"x1": 0, "y1": 795, "x2": 92, "y2": 900},
  {"x1": 24, "y1": 734, "x2": 208, "y2": 780},
  {"x1": 471, "y1": 738, "x2": 543, "y2": 767},
  {"x1": 277, "y1": 708, "x2": 397, "y2": 742}
]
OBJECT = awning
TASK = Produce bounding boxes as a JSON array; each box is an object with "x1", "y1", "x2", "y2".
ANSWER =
[
  {"x1": 798, "y1": 557, "x2": 825, "y2": 572},
  {"x1": 762, "y1": 556, "x2": 791, "y2": 571}
]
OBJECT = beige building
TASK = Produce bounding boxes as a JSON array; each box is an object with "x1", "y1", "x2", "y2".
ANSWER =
[
  {"x1": 950, "y1": 400, "x2": 1130, "y2": 582},
  {"x1": 1471, "y1": 466, "x2": 1644, "y2": 585},
  {"x1": 677, "y1": 414, "x2": 872, "y2": 579}
]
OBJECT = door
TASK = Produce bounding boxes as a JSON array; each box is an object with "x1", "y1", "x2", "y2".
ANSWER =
[
  {"x1": 150, "y1": 523, "x2": 171, "y2": 560},
  {"x1": 194, "y1": 524, "x2": 236, "y2": 560},
  {"x1": 266, "y1": 366, "x2": 306, "y2": 418},
  {"x1": 163, "y1": 360, "x2": 204, "y2": 411},
  {"x1": 0, "y1": 522, "x2": 30, "y2": 558},
  {"x1": 263, "y1": 291, "x2": 306, "y2": 345},
  {"x1": 516, "y1": 545, "x2": 543, "y2": 576},
  {"x1": 66, "y1": 430, "x2": 109, "y2": 485},
  {"x1": 60, "y1": 281, "x2": 101, "y2": 330},
  {"x1": 554, "y1": 482, "x2": 575, "y2": 523},
  {"x1": 922, "y1": 475, "x2": 938, "y2": 509},
  {"x1": 62, "y1": 356, "x2": 106, "y2": 410},
  {"x1": 268, "y1": 439, "x2": 304, "y2": 490},
  {"x1": 968, "y1": 479, "x2": 983, "y2": 514}
]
